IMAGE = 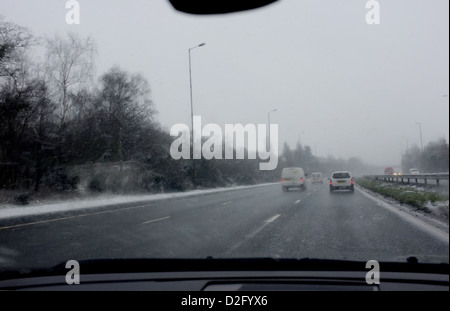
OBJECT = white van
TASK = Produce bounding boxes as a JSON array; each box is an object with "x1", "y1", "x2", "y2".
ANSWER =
[{"x1": 281, "y1": 167, "x2": 306, "y2": 191}]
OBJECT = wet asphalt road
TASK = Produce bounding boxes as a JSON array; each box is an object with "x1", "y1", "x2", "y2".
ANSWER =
[{"x1": 0, "y1": 182, "x2": 448, "y2": 271}]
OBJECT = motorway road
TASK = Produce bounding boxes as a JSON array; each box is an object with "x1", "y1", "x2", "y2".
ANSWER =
[{"x1": 0, "y1": 182, "x2": 448, "y2": 272}]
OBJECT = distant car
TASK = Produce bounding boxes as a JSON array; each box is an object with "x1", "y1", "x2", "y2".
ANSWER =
[
  {"x1": 281, "y1": 167, "x2": 306, "y2": 191},
  {"x1": 310, "y1": 172, "x2": 323, "y2": 184},
  {"x1": 409, "y1": 168, "x2": 420, "y2": 175},
  {"x1": 329, "y1": 171, "x2": 354, "y2": 193}
]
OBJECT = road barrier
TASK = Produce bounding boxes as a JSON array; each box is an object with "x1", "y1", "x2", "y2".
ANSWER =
[{"x1": 363, "y1": 173, "x2": 449, "y2": 186}]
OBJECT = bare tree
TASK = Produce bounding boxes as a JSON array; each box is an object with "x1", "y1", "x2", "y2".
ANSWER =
[
  {"x1": 96, "y1": 66, "x2": 154, "y2": 162},
  {"x1": 0, "y1": 58, "x2": 56, "y2": 189},
  {"x1": 0, "y1": 17, "x2": 38, "y2": 164},
  {"x1": 0, "y1": 16, "x2": 34, "y2": 84},
  {"x1": 44, "y1": 32, "x2": 96, "y2": 132}
]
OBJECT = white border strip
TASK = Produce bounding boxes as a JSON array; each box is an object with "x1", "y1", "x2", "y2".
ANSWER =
[
  {"x1": 0, "y1": 183, "x2": 278, "y2": 220},
  {"x1": 357, "y1": 186, "x2": 449, "y2": 244}
]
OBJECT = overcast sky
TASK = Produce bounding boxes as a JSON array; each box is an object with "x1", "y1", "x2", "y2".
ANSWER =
[{"x1": 1, "y1": 0, "x2": 449, "y2": 166}]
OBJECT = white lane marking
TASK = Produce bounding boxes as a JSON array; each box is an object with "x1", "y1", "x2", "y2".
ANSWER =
[
  {"x1": 222, "y1": 201, "x2": 233, "y2": 206},
  {"x1": 307, "y1": 192, "x2": 311, "y2": 196},
  {"x1": 0, "y1": 203, "x2": 154, "y2": 231},
  {"x1": 294, "y1": 199, "x2": 301, "y2": 204},
  {"x1": 246, "y1": 214, "x2": 281, "y2": 239},
  {"x1": 266, "y1": 214, "x2": 281, "y2": 223},
  {"x1": 1, "y1": 182, "x2": 283, "y2": 222},
  {"x1": 226, "y1": 214, "x2": 281, "y2": 254},
  {"x1": 142, "y1": 216, "x2": 170, "y2": 224}
]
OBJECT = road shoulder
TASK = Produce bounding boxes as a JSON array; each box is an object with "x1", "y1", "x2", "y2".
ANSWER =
[{"x1": 355, "y1": 185, "x2": 449, "y2": 242}]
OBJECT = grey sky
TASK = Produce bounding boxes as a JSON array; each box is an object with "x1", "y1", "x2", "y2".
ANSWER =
[{"x1": 1, "y1": 0, "x2": 448, "y2": 166}]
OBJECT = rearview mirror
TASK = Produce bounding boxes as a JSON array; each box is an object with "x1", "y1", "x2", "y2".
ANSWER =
[{"x1": 168, "y1": 0, "x2": 279, "y2": 14}]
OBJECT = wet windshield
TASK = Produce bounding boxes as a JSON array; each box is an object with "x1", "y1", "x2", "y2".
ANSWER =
[{"x1": 0, "y1": 0, "x2": 448, "y2": 275}]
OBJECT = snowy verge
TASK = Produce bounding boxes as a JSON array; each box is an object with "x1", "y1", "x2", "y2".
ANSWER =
[{"x1": 0, "y1": 183, "x2": 277, "y2": 220}]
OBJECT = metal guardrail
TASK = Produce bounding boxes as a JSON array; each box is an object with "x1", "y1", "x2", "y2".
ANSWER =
[{"x1": 363, "y1": 173, "x2": 449, "y2": 186}]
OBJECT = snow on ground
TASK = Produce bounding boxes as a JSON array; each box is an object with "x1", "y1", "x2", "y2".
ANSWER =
[
  {"x1": 0, "y1": 183, "x2": 277, "y2": 220},
  {"x1": 425, "y1": 200, "x2": 450, "y2": 220}
]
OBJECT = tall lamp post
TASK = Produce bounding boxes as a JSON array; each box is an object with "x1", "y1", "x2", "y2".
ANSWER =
[
  {"x1": 416, "y1": 122, "x2": 423, "y2": 152},
  {"x1": 189, "y1": 42, "x2": 205, "y2": 187}
]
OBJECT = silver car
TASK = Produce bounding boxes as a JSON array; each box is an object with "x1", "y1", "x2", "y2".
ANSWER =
[{"x1": 329, "y1": 171, "x2": 354, "y2": 193}]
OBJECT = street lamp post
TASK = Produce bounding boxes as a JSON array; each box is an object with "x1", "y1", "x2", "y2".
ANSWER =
[
  {"x1": 416, "y1": 122, "x2": 423, "y2": 152},
  {"x1": 189, "y1": 43, "x2": 205, "y2": 187}
]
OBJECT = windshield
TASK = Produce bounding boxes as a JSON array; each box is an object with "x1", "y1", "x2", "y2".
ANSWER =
[{"x1": 0, "y1": 0, "x2": 448, "y2": 276}]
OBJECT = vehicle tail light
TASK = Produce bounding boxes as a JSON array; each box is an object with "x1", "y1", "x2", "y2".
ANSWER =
[
  {"x1": 330, "y1": 180, "x2": 332, "y2": 185},
  {"x1": 281, "y1": 179, "x2": 284, "y2": 182},
  {"x1": 300, "y1": 178, "x2": 303, "y2": 182},
  {"x1": 351, "y1": 178, "x2": 354, "y2": 185}
]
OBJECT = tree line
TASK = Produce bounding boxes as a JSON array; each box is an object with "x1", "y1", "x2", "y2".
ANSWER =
[
  {"x1": 0, "y1": 17, "x2": 384, "y2": 197},
  {"x1": 0, "y1": 17, "x2": 276, "y2": 194},
  {"x1": 276, "y1": 141, "x2": 379, "y2": 178},
  {"x1": 401, "y1": 138, "x2": 449, "y2": 174}
]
